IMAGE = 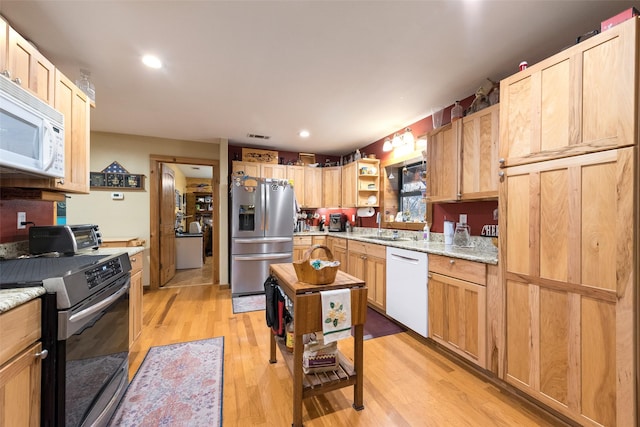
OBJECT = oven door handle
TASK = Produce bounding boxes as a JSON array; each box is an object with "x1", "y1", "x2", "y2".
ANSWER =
[{"x1": 69, "y1": 284, "x2": 129, "y2": 324}]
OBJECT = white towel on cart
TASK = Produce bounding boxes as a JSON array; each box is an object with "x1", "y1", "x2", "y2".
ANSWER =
[{"x1": 320, "y1": 289, "x2": 351, "y2": 344}]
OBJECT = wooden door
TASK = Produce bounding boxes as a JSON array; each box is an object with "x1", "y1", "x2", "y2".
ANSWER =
[
  {"x1": 460, "y1": 104, "x2": 499, "y2": 200},
  {"x1": 7, "y1": 25, "x2": 55, "y2": 105},
  {"x1": 304, "y1": 167, "x2": 323, "y2": 208},
  {"x1": 260, "y1": 163, "x2": 286, "y2": 179},
  {"x1": 159, "y1": 164, "x2": 176, "y2": 285},
  {"x1": 286, "y1": 165, "x2": 305, "y2": 207},
  {"x1": 499, "y1": 17, "x2": 638, "y2": 168},
  {"x1": 322, "y1": 167, "x2": 342, "y2": 207},
  {"x1": 341, "y1": 162, "x2": 357, "y2": 207},
  {"x1": 427, "y1": 122, "x2": 460, "y2": 202},
  {"x1": 500, "y1": 148, "x2": 635, "y2": 426},
  {"x1": 366, "y1": 254, "x2": 386, "y2": 310},
  {"x1": 54, "y1": 70, "x2": 90, "y2": 193}
]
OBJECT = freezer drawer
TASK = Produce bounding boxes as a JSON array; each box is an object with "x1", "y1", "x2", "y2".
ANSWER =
[{"x1": 231, "y1": 252, "x2": 292, "y2": 295}]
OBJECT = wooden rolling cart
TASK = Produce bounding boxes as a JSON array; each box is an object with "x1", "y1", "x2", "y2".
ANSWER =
[{"x1": 268, "y1": 263, "x2": 367, "y2": 427}]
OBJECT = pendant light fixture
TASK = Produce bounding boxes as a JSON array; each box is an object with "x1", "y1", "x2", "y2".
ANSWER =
[{"x1": 382, "y1": 137, "x2": 393, "y2": 152}]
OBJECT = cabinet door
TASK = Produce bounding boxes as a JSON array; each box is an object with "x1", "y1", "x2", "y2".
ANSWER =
[
  {"x1": 366, "y1": 254, "x2": 386, "y2": 310},
  {"x1": 261, "y1": 164, "x2": 287, "y2": 179},
  {"x1": 501, "y1": 148, "x2": 634, "y2": 426},
  {"x1": 427, "y1": 122, "x2": 460, "y2": 202},
  {"x1": 7, "y1": 25, "x2": 55, "y2": 105},
  {"x1": 54, "y1": 70, "x2": 90, "y2": 193},
  {"x1": 304, "y1": 167, "x2": 323, "y2": 208},
  {"x1": 129, "y1": 269, "x2": 143, "y2": 348},
  {"x1": 341, "y1": 162, "x2": 357, "y2": 207},
  {"x1": 429, "y1": 272, "x2": 486, "y2": 367},
  {"x1": 0, "y1": 342, "x2": 42, "y2": 427},
  {"x1": 286, "y1": 166, "x2": 305, "y2": 207},
  {"x1": 499, "y1": 18, "x2": 638, "y2": 167},
  {"x1": 460, "y1": 104, "x2": 499, "y2": 200},
  {"x1": 0, "y1": 19, "x2": 7, "y2": 76},
  {"x1": 322, "y1": 167, "x2": 342, "y2": 207},
  {"x1": 346, "y1": 250, "x2": 365, "y2": 283},
  {"x1": 232, "y1": 161, "x2": 260, "y2": 186}
]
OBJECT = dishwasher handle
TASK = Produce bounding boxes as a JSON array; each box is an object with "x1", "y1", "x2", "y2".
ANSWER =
[{"x1": 389, "y1": 253, "x2": 421, "y2": 264}]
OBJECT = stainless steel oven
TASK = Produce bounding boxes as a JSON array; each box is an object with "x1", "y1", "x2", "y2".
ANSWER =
[{"x1": 0, "y1": 252, "x2": 131, "y2": 427}]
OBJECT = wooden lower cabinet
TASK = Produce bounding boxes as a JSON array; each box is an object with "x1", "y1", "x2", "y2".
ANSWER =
[
  {"x1": 129, "y1": 253, "x2": 144, "y2": 348},
  {"x1": 347, "y1": 241, "x2": 385, "y2": 311},
  {"x1": 327, "y1": 236, "x2": 347, "y2": 272},
  {"x1": 0, "y1": 299, "x2": 43, "y2": 427},
  {"x1": 428, "y1": 254, "x2": 487, "y2": 368},
  {"x1": 500, "y1": 148, "x2": 635, "y2": 426},
  {"x1": 293, "y1": 235, "x2": 327, "y2": 261}
]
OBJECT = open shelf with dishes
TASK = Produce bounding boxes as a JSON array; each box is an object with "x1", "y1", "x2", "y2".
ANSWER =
[{"x1": 355, "y1": 158, "x2": 379, "y2": 207}]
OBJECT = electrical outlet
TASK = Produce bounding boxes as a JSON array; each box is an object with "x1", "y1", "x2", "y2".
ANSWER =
[{"x1": 17, "y1": 212, "x2": 26, "y2": 229}]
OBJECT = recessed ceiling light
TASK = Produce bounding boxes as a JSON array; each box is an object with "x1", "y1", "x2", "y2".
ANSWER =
[
  {"x1": 299, "y1": 130, "x2": 310, "y2": 138},
  {"x1": 142, "y1": 54, "x2": 162, "y2": 69}
]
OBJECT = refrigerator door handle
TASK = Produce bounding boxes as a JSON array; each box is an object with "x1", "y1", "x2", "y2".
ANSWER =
[
  {"x1": 234, "y1": 253, "x2": 292, "y2": 261},
  {"x1": 234, "y1": 237, "x2": 292, "y2": 244},
  {"x1": 262, "y1": 181, "x2": 268, "y2": 233}
]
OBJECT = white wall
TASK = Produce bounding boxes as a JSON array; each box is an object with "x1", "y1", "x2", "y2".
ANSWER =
[{"x1": 66, "y1": 131, "x2": 228, "y2": 285}]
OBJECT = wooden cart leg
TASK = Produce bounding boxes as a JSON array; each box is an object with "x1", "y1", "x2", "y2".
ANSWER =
[
  {"x1": 269, "y1": 330, "x2": 277, "y2": 364},
  {"x1": 352, "y1": 324, "x2": 365, "y2": 410},
  {"x1": 292, "y1": 331, "x2": 304, "y2": 427}
]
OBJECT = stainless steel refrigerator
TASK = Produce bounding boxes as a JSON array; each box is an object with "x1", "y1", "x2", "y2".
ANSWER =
[{"x1": 231, "y1": 178, "x2": 294, "y2": 295}]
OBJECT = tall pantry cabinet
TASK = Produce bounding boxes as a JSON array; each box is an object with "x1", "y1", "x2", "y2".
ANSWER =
[{"x1": 498, "y1": 17, "x2": 638, "y2": 427}]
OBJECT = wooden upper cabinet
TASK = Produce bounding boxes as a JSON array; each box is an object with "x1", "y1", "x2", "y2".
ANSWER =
[
  {"x1": 6, "y1": 25, "x2": 55, "y2": 105},
  {"x1": 341, "y1": 162, "x2": 357, "y2": 207},
  {"x1": 0, "y1": 19, "x2": 7, "y2": 78},
  {"x1": 286, "y1": 165, "x2": 305, "y2": 206},
  {"x1": 460, "y1": 104, "x2": 500, "y2": 200},
  {"x1": 426, "y1": 122, "x2": 460, "y2": 202},
  {"x1": 232, "y1": 160, "x2": 260, "y2": 186},
  {"x1": 304, "y1": 167, "x2": 323, "y2": 208},
  {"x1": 322, "y1": 166, "x2": 342, "y2": 207},
  {"x1": 260, "y1": 163, "x2": 287, "y2": 180},
  {"x1": 499, "y1": 17, "x2": 639, "y2": 167},
  {"x1": 500, "y1": 147, "x2": 635, "y2": 426},
  {"x1": 54, "y1": 70, "x2": 90, "y2": 193}
]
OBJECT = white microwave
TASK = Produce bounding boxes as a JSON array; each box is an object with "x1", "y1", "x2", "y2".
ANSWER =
[{"x1": 0, "y1": 75, "x2": 65, "y2": 178}]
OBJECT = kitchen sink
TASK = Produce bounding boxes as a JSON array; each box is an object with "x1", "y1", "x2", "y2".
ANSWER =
[{"x1": 361, "y1": 235, "x2": 412, "y2": 242}]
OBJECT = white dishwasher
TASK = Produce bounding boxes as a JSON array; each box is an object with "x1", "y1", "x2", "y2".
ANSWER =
[{"x1": 386, "y1": 246, "x2": 428, "y2": 337}]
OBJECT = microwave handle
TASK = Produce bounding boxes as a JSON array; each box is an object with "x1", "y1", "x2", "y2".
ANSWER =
[{"x1": 42, "y1": 121, "x2": 57, "y2": 171}]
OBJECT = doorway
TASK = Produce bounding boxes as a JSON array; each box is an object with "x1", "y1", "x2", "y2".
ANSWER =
[{"x1": 149, "y1": 155, "x2": 220, "y2": 290}]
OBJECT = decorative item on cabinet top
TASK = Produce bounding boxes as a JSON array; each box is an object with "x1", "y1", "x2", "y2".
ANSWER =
[
  {"x1": 90, "y1": 161, "x2": 145, "y2": 190},
  {"x1": 242, "y1": 148, "x2": 278, "y2": 164}
]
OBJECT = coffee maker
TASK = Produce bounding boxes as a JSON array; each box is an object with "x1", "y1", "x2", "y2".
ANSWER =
[{"x1": 328, "y1": 213, "x2": 346, "y2": 232}]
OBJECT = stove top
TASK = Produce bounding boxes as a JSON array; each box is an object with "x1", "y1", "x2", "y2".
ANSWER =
[
  {"x1": 0, "y1": 253, "x2": 132, "y2": 309},
  {"x1": 0, "y1": 255, "x2": 106, "y2": 288}
]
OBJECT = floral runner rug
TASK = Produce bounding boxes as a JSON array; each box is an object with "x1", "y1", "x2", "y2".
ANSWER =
[{"x1": 109, "y1": 337, "x2": 224, "y2": 426}]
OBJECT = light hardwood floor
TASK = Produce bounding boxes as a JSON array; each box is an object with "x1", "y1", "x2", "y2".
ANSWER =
[
  {"x1": 129, "y1": 284, "x2": 568, "y2": 427},
  {"x1": 162, "y1": 256, "x2": 214, "y2": 288}
]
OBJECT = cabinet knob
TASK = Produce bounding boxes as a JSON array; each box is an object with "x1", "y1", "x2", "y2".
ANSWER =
[
  {"x1": 0, "y1": 70, "x2": 10, "y2": 78},
  {"x1": 498, "y1": 171, "x2": 505, "y2": 177},
  {"x1": 498, "y1": 158, "x2": 505, "y2": 164},
  {"x1": 131, "y1": 257, "x2": 136, "y2": 262},
  {"x1": 449, "y1": 259, "x2": 455, "y2": 265},
  {"x1": 35, "y1": 349, "x2": 48, "y2": 360},
  {"x1": 57, "y1": 179, "x2": 65, "y2": 185},
  {"x1": 12, "y1": 77, "x2": 22, "y2": 86}
]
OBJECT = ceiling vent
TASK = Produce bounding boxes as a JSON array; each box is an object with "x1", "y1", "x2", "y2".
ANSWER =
[{"x1": 247, "y1": 133, "x2": 271, "y2": 140}]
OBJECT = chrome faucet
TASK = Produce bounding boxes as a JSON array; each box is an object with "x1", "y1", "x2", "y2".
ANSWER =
[{"x1": 376, "y1": 212, "x2": 383, "y2": 236}]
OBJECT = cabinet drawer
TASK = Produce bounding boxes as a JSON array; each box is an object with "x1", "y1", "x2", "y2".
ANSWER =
[
  {"x1": 129, "y1": 253, "x2": 143, "y2": 274},
  {"x1": 348, "y1": 241, "x2": 386, "y2": 259},
  {"x1": 312, "y1": 236, "x2": 327, "y2": 245},
  {"x1": 429, "y1": 254, "x2": 486, "y2": 286},
  {"x1": 328, "y1": 237, "x2": 347, "y2": 250},
  {"x1": 0, "y1": 299, "x2": 41, "y2": 366},
  {"x1": 293, "y1": 236, "x2": 312, "y2": 246}
]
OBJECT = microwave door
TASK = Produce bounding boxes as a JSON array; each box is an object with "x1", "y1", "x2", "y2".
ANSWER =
[{"x1": 0, "y1": 95, "x2": 43, "y2": 172}]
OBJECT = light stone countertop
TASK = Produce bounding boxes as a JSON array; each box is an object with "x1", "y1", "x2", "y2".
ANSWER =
[
  {"x1": 0, "y1": 287, "x2": 46, "y2": 314},
  {"x1": 295, "y1": 228, "x2": 498, "y2": 265}
]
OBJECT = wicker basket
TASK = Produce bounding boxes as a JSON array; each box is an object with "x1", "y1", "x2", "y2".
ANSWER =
[{"x1": 293, "y1": 245, "x2": 338, "y2": 285}]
